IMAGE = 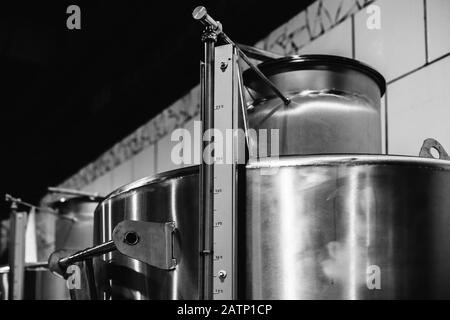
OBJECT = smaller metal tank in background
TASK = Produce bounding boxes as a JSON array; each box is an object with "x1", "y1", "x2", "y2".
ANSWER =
[
  {"x1": 36, "y1": 195, "x2": 100, "y2": 300},
  {"x1": 244, "y1": 55, "x2": 386, "y2": 156},
  {"x1": 52, "y1": 197, "x2": 99, "y2": 252}
]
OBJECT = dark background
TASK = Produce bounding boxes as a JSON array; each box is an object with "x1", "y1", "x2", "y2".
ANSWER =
[{"x1": 0, "y1": 0, "x2": 314, "y2": 218}]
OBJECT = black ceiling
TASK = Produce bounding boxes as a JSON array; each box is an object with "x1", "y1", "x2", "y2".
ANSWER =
[{"x1": 0, "y1": 0, "x2": 314, "y2": 217}]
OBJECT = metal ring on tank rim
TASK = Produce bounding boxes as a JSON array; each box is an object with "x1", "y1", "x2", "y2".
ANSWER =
[
  {"x1": 247, "y1": 154, "x2": 450, "y2": 170},
  {"x1": 103, "y1": 154, "x2": 450, "y2": 204},
  {"x1": 243, "y1": 55, "x2": 387, "y2": 96}
]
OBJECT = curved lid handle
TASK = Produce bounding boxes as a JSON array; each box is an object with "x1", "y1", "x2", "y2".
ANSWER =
[{"x1": 419, "y1": 138, "x2": 450, "y2": 160}]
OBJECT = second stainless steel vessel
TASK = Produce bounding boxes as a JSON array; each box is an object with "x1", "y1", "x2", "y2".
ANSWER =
[
  {"x1": 93, "y1": 167, "x2": 200, "y2": 300},
  {"x1": 244, "y1": 55, "x2": 386, "y2": 156}
]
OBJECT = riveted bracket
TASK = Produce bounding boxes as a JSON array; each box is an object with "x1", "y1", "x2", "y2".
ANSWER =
[{"x1": 112, "y1": 220, "x2": 177, "y2": 270}]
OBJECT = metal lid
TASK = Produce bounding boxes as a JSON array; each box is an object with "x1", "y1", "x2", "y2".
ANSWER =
[{"x1": 244, "y1": 55, "x2": 386, "y2": 95}]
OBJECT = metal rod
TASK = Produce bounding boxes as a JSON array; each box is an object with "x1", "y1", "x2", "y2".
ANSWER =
[
  {"x1": 8, "y1": 202, "x2": 26, "y2": 300},
  {"x1": 236, "y1": 43, "x2": 283, "y2": 61},
  {"x1": 193, "y1": 6, "x2": 290, "y2": 106},
  {"x1": 58, "y1": 240, "x2": 116, "y2": 269},
  {"x1": 222, "y1": 34, "x2": 291, "y2": 105},
  {"x1": 85, "y1": 259, "x2": 98, "y2": 300},
  {"x1": 48, "y1": 187, "x2": 103, "y2": 200},
  {"x1": 5, "y1": 194, "x2": 57, "y2": 216},
  {"x1": 0, "y1": 262, "x2": 49, "y2": 274},
  {"x1": 26, "y1": 261, "x2": 49, "y2": 270},
  {"x1": 236, "y1": 62, "x2": 251, "y2": 150},
  {"x1": 199, "y1": 30, "x2": 216, "y2": 301},
  {"x1": 193, "y1": 6, "x2": 222, "y2": 32},
  {"x1": 194, "y1": 7, "x2": 218, "y2": 300}
]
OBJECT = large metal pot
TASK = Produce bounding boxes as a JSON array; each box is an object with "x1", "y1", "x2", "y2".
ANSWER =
[
  {"x1": 243, "y1": 155, "x2": 450, "y2": 299},
  {"x1": 244, "y1": 55, "x2": 386, "y2": 156},
  {"x1": 94, "y1": 153, "x2": 450, "y2": 300},
  {"x1": 93, "y1": 167, "x2": 200, "y2": 300}
]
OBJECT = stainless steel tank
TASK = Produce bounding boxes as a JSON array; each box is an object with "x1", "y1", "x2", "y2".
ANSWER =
[
  {"x1": 94, "y1": 152, "x2": 450, "y2": 300},
  {"x1": 53, "y1": 197, "x2": 98, "y2": 252},
  {"x1": 36, "y1": 196, "x2": 99, "y2": 300},
  {"x1": 93, "y1": 167, "x2": 200, "y2": 300},
  {"x1": 243, "y1": 155, "x2": 450, "y2": 299},
  {"x1": 244, "y1": 55, "x2": 386, "y2": 156}
]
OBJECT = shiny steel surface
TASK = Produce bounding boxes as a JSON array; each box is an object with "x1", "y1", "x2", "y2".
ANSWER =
[
  {"x1": 93, "y1": 154, "x2": 450, "y2": 300},
  {"x1": 93, "y1": 167, "x2": 200, "y2": 300},
  {"x1": 38, "y1": 196, "x2": 99, "y2": 300},
  {"x1": 53, "y1": 197, "x2": 98, "y2": 251},
  {"x1": 244, "y1": 155, "x2": 450, "y2": 299},
  {"x1": 244, "y1": 55, "x2": 386, "y2": 156}
]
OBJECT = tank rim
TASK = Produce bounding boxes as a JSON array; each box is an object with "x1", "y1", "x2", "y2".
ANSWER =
[
  {"x1": 243, "y1": 54, "x2": 386, "y2": 96},
  {"x1": 247, "y1": 154, "x2": 450, "y2": 170},
  {"x1": 101, "y1": 154, "x2": 450, "y2": 203}
]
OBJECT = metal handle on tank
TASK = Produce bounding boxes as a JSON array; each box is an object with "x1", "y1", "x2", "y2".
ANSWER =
[
  {"x1": 56, "y1": 241, "x2": 117, "y2": 270},
  {"x1": 419, "y1": 138, "x2": 450, "y2": 160},
  {"x1": 49, "y1": 220, "x2": 177, "y2": 276}
]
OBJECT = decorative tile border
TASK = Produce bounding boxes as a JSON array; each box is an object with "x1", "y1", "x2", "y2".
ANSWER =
[
  {"x1": 53, "y1": 85, "x2": 200, "y2": 194},
  {"x1": 50, "y1": 0, "x2": 376, "y2": 196},
  {"x1": 261, "y1": 0, "x2": 375, "y2": 55}
]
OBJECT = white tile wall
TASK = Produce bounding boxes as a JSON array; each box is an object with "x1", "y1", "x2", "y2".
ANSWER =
[
  {"x1": 298, "y1": 18, "x2": 353, "y2": 58},
  {"x1": 156, "y1": 132, "x2": 182, "y2": 173},
  {"x1": 286, "y1": 11, "x2": 309, "y2": 54},
  {"x1": 81, "y1": 182, "x2": 97, "y2": 194},
  {"x1": 388, "y1": 55, "x2": 450, "y2": 156},
  {"x1": 132, "y1": 144, "x2": 156, "y2": 180},
  {"x1": 426, "y1": 0, "x2": 450, "y2": 62},
  {"x1": 320, "y1": 0, "x2": 358, "y2": 27},
  {"x1": 306, "y1": 1, "x2": 326, "y2": 39},
  {"x1": 111, "y1": 159, "x2": 133, "y2": 190},
  {"x1": 354, "y1": 0, "x2": 427, "y2": 82},
  {"x1": 264, "y1": 23, "x2": 288, "y2": 55},
  {"x1": 90, "y1": 172, "x2": 113, "y2": 196}
]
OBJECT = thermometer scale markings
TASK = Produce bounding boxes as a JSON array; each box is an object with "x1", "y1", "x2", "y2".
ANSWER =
[{"x1": 212, "y1": 44, "x2": 235, "y2": 300}]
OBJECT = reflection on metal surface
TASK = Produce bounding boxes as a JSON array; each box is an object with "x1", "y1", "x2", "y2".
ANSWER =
[
  {"x1": 94, "y1": 167, "x2": 200, "y2": 300},
  {"x1": 112, "y1": 220, "x2": 176, "y2": 270},
  {"x1": 244, "y1": 55, "x2": 385, "y2": 156},
  {"x1": 93, "y1": 153, "x2": 450, "y2": 300},
  {"x1": 244, "y1": 155, "x2": 450, "y2": 299}
]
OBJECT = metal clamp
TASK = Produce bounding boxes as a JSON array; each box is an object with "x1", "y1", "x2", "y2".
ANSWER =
[
  {"x1": 419, "y1": 138, "x2": 450, "y2": 160},
  {"x1": 193, "y1": 6, "x2": 291, "y2": 106},
  {"x1": 112, "y1": 220, "x2": 177, "y2": 270}
]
